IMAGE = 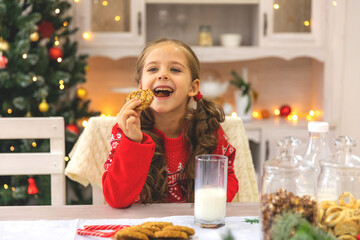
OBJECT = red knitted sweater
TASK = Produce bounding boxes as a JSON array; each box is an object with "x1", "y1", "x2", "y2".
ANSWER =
[{"x1": 102, "y1": 123, "x2": 239, "y2": 208}]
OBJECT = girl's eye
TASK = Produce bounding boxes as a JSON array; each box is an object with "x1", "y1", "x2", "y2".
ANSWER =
[
  {"x1": 148, "y1": 67, "x2": 157, "y2": 72},
  {"x1": 171, "y1": 68, "x2": 181, "y2": 73}
]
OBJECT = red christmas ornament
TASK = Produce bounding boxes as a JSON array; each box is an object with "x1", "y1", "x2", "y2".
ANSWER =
[
  {"x1": 66, "y1": 124, "x2": 79, "y2": 135},
  {"x1": 0, "y1": 54, "x2": 8, "y2": 69},
  {"x1": 27, "y1": 177, "x2": 38, "y2": 195},
  {"x1": 37, "y1": 20, "x2": 55, "y2": 38},
  {"x1": 280, "y1": 105, "x2": 292, "y2": 117},
  {"x1": 49, "y1": 47, "x2": 63, "y2": 60}
]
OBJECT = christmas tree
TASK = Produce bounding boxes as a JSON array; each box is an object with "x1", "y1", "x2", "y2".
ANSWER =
[{"x1": 0, "y1": 0, "x2": 100, "y2": 205}]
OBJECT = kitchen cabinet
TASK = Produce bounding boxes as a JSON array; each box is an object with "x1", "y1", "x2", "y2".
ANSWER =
[
  {"x1": 259, "y1": 0, "x2": 326, "y2": 47},
  {"x1": 72, "y1": 0, "x2": 326, "y2": 62},
  {"x1": 72, "y1": 0, "x2": 145, "y2": 49}
]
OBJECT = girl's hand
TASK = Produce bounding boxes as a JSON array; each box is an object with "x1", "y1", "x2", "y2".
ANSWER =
[{"x1": 117, "y1": 98, "x2": 143, "y2": 143}]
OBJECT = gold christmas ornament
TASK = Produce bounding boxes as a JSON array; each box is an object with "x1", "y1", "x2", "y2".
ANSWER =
[
  {"x1": 0, "y1": 38, "x2": 10, "y2": 51},
  {"x1": 30, "y1": 32, "x2": 40, "y2": 42},
  {"x1": 77, "y1": 87, "x2": 88, "y2": 99},
  {"x1": 38, "y1": 99, "x2": 49, "y2": 112}
]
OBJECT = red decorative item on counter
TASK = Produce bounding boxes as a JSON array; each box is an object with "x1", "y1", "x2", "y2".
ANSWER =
[
  {"x1": 37, "y1": 20, "x2": 55, "y2": 38},
  {"x1": 77, "y1": 225, "x2": 130, "y2": 238},
  {"x1": 49, "y1": 47, "x2": 63, "y2": 60},
  {"x1": 280, "y1": 105, "x2": 292, "y2": 117},
  {"x1": 27, "y1": 177, "x2": 38, "y2": 195},
  {"x1": 357, "y1": 234, "x2": 360, "y2": 240},
  {"x1": 66, "y1": 124, "x2": 79, "y2": 135}
]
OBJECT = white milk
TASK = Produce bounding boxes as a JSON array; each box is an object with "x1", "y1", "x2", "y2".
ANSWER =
[{"x1": 194, "y1": 187, "x2": 226, "y2": 222}]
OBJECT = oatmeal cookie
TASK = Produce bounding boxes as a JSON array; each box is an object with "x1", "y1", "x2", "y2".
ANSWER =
[{"x1": 126, "y1": 89, "x2": 154, "y2": 111}]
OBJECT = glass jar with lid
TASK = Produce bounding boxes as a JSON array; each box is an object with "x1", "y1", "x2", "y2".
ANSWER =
[
  {"x1": 260, "y1": 137, "x2": 317, "y2": 240},
  {"x1": 317, "y1": 136, "x2": 360, "y2": 237}
]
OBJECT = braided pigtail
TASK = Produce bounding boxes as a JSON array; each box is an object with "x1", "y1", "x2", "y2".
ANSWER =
[
  {"x1": 139, "y1": 108, "x2": 168, "y2": 203},
  {"x1": 181, "y1": 97, "x2": 225, "y2": 202}
]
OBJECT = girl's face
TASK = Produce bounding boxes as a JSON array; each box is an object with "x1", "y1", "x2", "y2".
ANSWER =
[{"x1": 140, "y1": 43, "x2": 199, "y2": 114}]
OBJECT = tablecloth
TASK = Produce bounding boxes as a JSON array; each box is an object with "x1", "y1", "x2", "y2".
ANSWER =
[{"x1": 0, "y1": 215, "x2": 260, "y2": 240}]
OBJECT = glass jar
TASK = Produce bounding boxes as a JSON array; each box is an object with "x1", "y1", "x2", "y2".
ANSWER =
[
  {"x1": 260, "y1": 137, "x2": 317, "y2": 240},
  {"x1": 198, "y1": 25, "x2": 213, "y2": 46},
  {"x1": 317, "y1": 136, "x2": 360, "y2": 237},
  {"x1": 303, "y1": 121, "x2": 332, "y2": 176}
]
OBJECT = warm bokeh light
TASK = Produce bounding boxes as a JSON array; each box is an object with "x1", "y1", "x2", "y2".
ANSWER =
[
  {"x1": 74, "y1": 0, "x2": 79, "y2": 2},
  {"x1": 59, "y1": 80, "x2": 64, "y2": 85},
  {"x1": 10, "y1": 146, "x2": 15, "y2": 151},
  {"x1": 55, "y1": 40, "x2": 60, "y2": 46},
  {"x1": 333, "y1": 1, "x2": 337, "y2": 6},
  {"x1": 59, "y1": 84, "x2": 65, "y2": 90},
  {"x1": 274, "y1": 109, "x2": 280, "y2": 116},
  {"x1": 57, "y1": 57, "x2": 62, "y2": 63},
  {"x1": 55, "y1": 8, "x2": 60, "y2": 14},
  {"x1": 7, "y1": 108, "x2": 12, "y2": 114},
  {"x1": 252, "y1": 111, "x2": 261, "y2": 119},
  {"x1": 102, "y1": 1, "x2": 108, "y2": 6},
  {"x1": 32, "y1": 142, "x2": 37, "y2": 147},
  {"x1": 115, "y1": 16, "x2": 121, "y2": 21},
  {"x1": 64, "y1": 156, "x2": 70, "y2": 162},
  {"x1": 11, "y1": 187, "x2": 15, "y2": 191},
  {"x1": 4, "y1": 184, "x2": 8, "y2": 190},
  {"x1": 273, "y1": 4, "x2": 279, "y2": 9},
  {"x1": 304, "y1": 21, "x2": 310, "y2": 27},
  {"x1": 82, "y1": 32, "x2": 90, "y2": 40},
  {"x1": 309, "y1": 110, "x2": 315, "y2": 116},
  {"x1": 22, "y1": 53, "x2": 28, "y2": 59},
  {"x1": 292, "y1": 114, "x2": 298, "y2": 121},
  {"x1": 100, "y1": 114, "x2": 107, "y2": 117},
  {"x1": 63, "y1": 21, "x2": 68, "y2": 27},
  {"x1": 32, "y1": 76, "x2": 37, "y2": 82},
  {"x1": 82, "y1": 120, "x2": 88, "y2": 128},
  {"x1": 231, "y1": 112, "x2": 237, "y2": 117},
  {"x1": 306, "y1": 115, "x2": 312, "y2": 121}
]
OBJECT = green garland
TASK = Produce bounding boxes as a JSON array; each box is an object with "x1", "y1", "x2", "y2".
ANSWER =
[{"x1": 271, "y1": 211, "x2": 336, "y2": 240}]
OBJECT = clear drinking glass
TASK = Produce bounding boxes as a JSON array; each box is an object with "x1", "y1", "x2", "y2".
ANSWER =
[{"x1": 194, "y1": 154, "x2": 228, "y2": 228}]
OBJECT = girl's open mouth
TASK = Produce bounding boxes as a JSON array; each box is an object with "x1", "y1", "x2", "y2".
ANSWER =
[{"x1": 153, "y1": 87, "x2": 174, "y2": 97}]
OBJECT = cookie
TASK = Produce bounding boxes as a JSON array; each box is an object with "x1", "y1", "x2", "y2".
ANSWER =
[
  {"x1": 115, "y1": 229, "x2": 149, "y2": 240},
  {"x1": 141, "y1": 221, "x2": 173, "y2": 229},
  {"x1": 126, "y1": 89, "x2": 154, "y2": 111},
  {"x1": 162, "y1": 225, "x2": 195, "y2": 236},
  {"x1": 126, "y1": 226, "x2": 156, "y2": 238},
  {"x1": 154, "y1": 230, "x2": 188, "y2": 239},
  {"x1": 334, "y1": 219, "x2": 358, "y2": 237}
]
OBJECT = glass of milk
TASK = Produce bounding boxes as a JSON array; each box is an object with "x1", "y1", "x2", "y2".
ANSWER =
[{"x1": 194, "y1": 154, "x2": 228, "y2": 228}]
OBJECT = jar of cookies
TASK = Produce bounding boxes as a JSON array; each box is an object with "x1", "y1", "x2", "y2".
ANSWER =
[
  {"x1": 260, "y1": 137, "x2": 317, "y2": 240},
  {"x1": 317, "y1": 136, "x2": 360, "y2": 238}
]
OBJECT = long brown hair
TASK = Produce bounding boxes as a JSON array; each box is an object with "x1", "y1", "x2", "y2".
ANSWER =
[{"x1": 135, "y1": 38, "x2": 225, "y2": 203}]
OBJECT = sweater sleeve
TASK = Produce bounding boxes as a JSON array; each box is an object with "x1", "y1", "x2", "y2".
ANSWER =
[
  {"x1": 102, "y1": 124, "x2": 155, "y2": 208},
  {"x1": 215, "y1": 127, "x2": 239, "y2": 202}
]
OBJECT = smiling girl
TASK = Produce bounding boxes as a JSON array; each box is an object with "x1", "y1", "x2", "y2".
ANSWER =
[{"x1": 102, "y1": 39, "x2": 239, "y2": 208}]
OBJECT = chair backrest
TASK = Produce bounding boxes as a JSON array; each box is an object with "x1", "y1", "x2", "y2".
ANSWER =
[
  {"x1": 0, "y1": 117, "x2": 66, "y2": 206},
  {"x1": 65, "y1": 116, "x2": 259, "y2": 204}
]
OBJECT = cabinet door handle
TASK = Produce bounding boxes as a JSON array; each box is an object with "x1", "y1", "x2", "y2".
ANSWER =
[
  {"x1": 263, "y1": 13, "x2": 267, "y2": 36},
  {"x1": 137, "y1": 12, "x2": 142, "y2": 35}
]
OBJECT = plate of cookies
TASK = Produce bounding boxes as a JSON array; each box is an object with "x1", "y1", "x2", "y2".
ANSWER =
[{"x1": 115, "y1": 221, "x2": 196, "y2": 240}]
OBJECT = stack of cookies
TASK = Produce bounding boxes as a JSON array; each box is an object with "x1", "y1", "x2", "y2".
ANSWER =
[{"x1": 115, "y1": 221, "x2": 195, "y2": 240}]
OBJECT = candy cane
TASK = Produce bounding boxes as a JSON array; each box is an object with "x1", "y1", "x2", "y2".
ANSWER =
[
  {"x1": 83, "y1": 224, "x2": 130, "y2": 231},
  {"x1": 77, "y1": 229, "x2": 116, "y2": 238}
]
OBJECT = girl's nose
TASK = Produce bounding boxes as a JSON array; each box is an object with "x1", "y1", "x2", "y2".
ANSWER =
[{"x1": 158, "y1": 72, "x2": 169, "y2": 80}]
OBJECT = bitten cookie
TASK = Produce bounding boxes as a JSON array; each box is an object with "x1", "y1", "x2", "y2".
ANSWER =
[{"x1": 126, "y1": 89, "x2": 154, "y2": 111}]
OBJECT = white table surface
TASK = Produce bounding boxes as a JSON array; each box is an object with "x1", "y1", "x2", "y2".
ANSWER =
[{"x1": 0, "y1": 202, "x2": 261, "y2": 240}]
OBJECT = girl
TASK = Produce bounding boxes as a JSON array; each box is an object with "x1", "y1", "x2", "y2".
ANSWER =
[{"x1": 102, "y1": 39, "x2": 239, "y2": 208}]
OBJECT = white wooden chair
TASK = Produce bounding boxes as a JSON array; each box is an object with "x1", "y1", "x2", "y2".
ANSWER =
[
  {"x1": 0, "y1": 117, "x2": 66, "y2": 206},
  {"x1": 65, "y1": 116, "x2": 259, "y2": 205}
]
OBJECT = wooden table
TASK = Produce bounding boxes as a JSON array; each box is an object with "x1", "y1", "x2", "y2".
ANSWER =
[{"x1": 0, "y1": 202, "x2": 259, "y2": 220}]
